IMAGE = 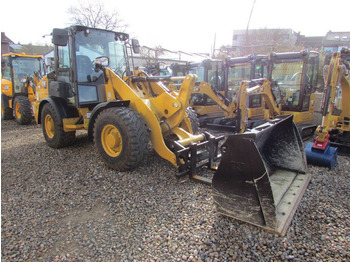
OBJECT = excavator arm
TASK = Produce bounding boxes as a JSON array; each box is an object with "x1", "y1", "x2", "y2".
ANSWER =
[
  {"x1": 305, "y1": 50, "x2": 350, "y2": 167},
  {"x1": 236, "y1": 79, "x2": 281, "y2": 133}
]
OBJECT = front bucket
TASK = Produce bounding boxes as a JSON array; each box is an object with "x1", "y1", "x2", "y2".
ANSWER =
[{"x1": 212, "y1": 115, "x2": 310, "y2": 235}]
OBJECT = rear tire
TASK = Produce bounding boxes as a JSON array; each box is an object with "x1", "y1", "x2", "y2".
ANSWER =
[
  {"x1": 13, "y1": 95, "x2": 33, "y2": 125},
  {"x1": 41, "y1": 103, "x2": 76, "y2": 148},
  {"x1": 1, "y1": 94, "x2": 14, "y2": 120},
  {"x1": 94, "y1": 107, "x2": 149, "y2": 171}
]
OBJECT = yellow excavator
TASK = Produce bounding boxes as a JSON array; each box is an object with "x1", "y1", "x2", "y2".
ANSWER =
[
  {"x1": 172, "y1": 58, "x2": 268, "y2": 128},
  {"x1": 305, "y1": 49, "x2": 350, "y2": 167},
  {"x1": 34, "y1": 25, "x2": 310, "y2": 235},
  {"x1": 269, "y1": 50, "x2": 319, "y2": 139},
  {"x1": 1, "y1": 52, "x2": 44, "y2": 124},
  {"x1": 197, "y1": 55, "x2": 269, "y2": 130}
]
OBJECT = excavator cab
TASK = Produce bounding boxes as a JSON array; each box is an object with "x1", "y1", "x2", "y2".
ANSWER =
[
  {"x1": 269, "y1": 51, "x2": 319, "y2": 138},
  {"x1": 190, "y1": 59, "x2": 225, "y2": 106},
  {"x1": 1, "y1": 53, "x2": 45, "y2": 124},
  {"x1": 269, "y1": 51, "x2": 318, "y2": 117},
  {"x1": 225, "y1": 54, "x2": 269, "y2": 119}
]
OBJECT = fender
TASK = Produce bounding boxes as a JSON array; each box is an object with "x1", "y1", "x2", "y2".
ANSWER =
[
  {"x1": 37, "y1": 97, "x2": 73, "y2": 124},
  {"x1": 87, "y1": 100, "x2": 130, "y2": 141}
]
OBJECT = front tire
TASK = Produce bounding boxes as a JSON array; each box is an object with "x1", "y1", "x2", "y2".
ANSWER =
[
  {"x1": 13, "y1": 95, "x2": 33, "y2": 125},
  {"x1": 94, "y1": 107, "x2": 149, "y2": 171},
  {"x1": 41, "y1": 103, "x2": 76, "y2": 148}
]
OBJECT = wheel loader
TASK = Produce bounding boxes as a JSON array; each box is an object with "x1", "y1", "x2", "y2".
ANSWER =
[
  {"x1": 34, "y1": 25, "x2": 310, "y2": 235},
  {"x1": 1, "y1": 53, "x2": 45, "y2": 124},
  {"x1": 305, "y1": 49, "x2": 350, "y2": 167}
]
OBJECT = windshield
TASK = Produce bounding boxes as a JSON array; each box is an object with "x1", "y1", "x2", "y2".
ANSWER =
[
  {"x1": 271, "y1": 59, "x2": 303, "y2": 107},
  {"x1": 12, "y1": 57, "x2": 42, "y2": 79},
  {"x1": 227, "y1": 63, "x2": 251, "y2": 94},
  {"x1": 75, "y1": 29, "x2": 127, "y2": 82},
  {"x1": 189, "y1": 66, "x2": 205, "y2": 82}
]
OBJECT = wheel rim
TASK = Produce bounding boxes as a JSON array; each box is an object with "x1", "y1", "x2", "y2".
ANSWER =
[
  {"x1": 44, "y1": 114, "x2": 55, "y2": 139},
  {"x1": 15, "y1": 102, "x2": 21, "y2": 119},
  {"x1": 101, "y1": 124, "x2": 123, "y2": 157}
]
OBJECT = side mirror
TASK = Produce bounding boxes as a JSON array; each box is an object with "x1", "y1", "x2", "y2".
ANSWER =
[
  {"x1": 94, "y1": 56, "x2": 109, "y2": 67},
  {"x1": 52, "y1": 28, "x2": 68, "y2": 46},
  {"x1": 131, "y1": 39, "x2": 140, "y2": 54}
]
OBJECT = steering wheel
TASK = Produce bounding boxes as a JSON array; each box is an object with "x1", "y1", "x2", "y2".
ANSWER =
[{"x1": 291, "y1": 72, "x2": 302, "y2": 82}]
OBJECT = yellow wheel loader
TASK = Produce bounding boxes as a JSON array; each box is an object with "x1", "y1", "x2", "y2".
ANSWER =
[
  {"x1": 34, "y1": 26, "x2": 310, "y2": 235},
  {"x1": 1, "y1": 53, "x2": 44, "y2": 124},
  {"x1": 305, "y1": 49, "x2": 350, "y2": 167}
]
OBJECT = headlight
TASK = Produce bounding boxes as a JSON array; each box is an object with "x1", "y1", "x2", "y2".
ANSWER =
[{"x1": 3, "y1": 85, "x2": 9, "y2": 90}]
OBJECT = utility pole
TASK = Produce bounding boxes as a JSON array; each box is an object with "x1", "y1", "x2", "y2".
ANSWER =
[
  {"x1": 212, "y1": 33, "x2": 216, "y2": 58},
  {"x1": 246, "y1": 0, "x2": 256, "y2": 54}
]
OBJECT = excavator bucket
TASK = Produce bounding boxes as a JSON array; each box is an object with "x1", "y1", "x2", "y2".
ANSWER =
[{"x1": 212, "y1": 115, "x2": 310, "y2": 235}]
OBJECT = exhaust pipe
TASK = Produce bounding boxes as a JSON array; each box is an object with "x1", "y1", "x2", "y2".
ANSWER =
[{"x1": 212, "y1": 115, "x2": 310, "y2": 235}]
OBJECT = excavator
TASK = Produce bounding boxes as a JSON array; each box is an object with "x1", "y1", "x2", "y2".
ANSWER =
[
  {"x1": 203, "y1": 54, "x2": 269, "y2": 130},
  {"x1": 178, "y1": 51, "x2": 319, "y2": 137},
  {"x1": 170, "y1": 57, "x2": 267, "y2": 128},
  {"x1": 305, "y1": 49, "x2": 350, "y2": 167},
  {"x1": 34, "y1": 25, "x2": 310, "y2": 235},
  {"x1": 268, "y1": 50, "x2": 319, "y2": 139},
  {"x1": 1, "y1": 52, "x2": 45, "y2": 124}
]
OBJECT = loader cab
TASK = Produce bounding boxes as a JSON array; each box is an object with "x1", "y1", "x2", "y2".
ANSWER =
[
  {"x1": 50, "y1": 26, "x2": 134, "y2": 109},
  {"x1": 269, "y1": 51, "x2": 319, "y2": 112},
  {"x1": 1, "y1": 53, "x2": 44, "y2": 97}
]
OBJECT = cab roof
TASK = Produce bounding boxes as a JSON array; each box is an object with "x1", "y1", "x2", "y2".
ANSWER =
[{"x1": 2, "y1": 52, "x2": 43, "y2": 59}]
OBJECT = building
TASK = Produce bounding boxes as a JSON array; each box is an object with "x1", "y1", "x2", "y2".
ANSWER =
[
  {"x1": 322, "y1": 31, "x2": 350, "y2": 53},
  {"x1": 296, "y1": 36, "x2": 324, "y2": 50},
  {"x1": 231, "y1": 29, "x2": 300, "y2": 55},
  {"x1": 1, "y1": 32, "x2": 14, "y2": 55}
]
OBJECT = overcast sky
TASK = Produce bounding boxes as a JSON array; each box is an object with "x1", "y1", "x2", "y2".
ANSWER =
[{"x1": 1, "y1": 0, "x2": 349, "y2": 53}]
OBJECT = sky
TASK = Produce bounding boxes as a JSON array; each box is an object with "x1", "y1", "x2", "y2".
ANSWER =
[{"x1": 1, "y1": 0, "x2": 349, "y2": 54}]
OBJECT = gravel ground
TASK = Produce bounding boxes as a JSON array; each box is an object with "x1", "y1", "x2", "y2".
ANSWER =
[{"x1": 1, "y1": 119, "x2": 349, "y2": 261}]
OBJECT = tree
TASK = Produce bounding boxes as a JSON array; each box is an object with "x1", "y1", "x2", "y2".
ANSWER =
[
  {"x1": 140, "y1": 46, "x2": 166, "y2": 65},
  {"x1": 67, "y1": 0, "x2": 127, "y2": 31}
]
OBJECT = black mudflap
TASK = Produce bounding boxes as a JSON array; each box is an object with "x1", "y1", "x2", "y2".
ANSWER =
[{"x1": 212, "y1": 115, "x2": 310, "y2": 235}]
